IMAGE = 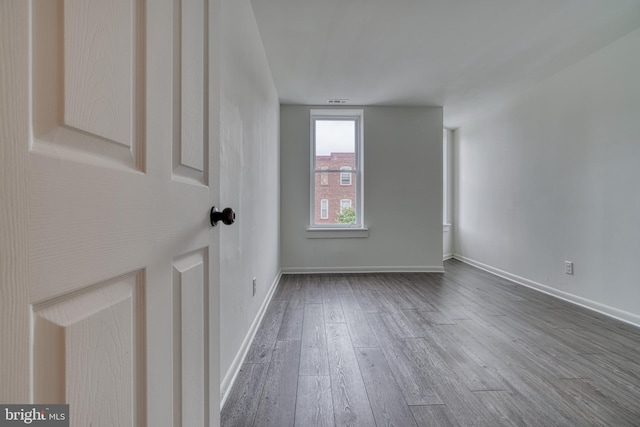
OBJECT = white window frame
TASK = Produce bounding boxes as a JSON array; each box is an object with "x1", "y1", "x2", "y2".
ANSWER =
[
  {"x1": 320, "y1": 199, "x2": 329, "y2": 219},
  {"x1": 309, "y1": 109, "x2": 364, "y2": 230},
  {"x1": 340, "y1": 166, "x2": 352, "y2": 186},
  {"x1": 340, "y1": 199, "x2": 352, "y2": 211}
]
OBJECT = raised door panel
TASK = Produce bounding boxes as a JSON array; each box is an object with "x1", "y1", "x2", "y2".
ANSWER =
[
  {"x1": 33, "y1": 271, "x2": 145, "y2": 427},
  {"x1": 173, "y1": 0, "x2": 208, "y2": 184},
  {"x1": 173, "y1": 250, "x2": 209, "y2": 426},
  {"x1": 31, "y1": 0, "x2": 145, "y2": 171},
  {"x1": 64, "y1": 0, "x2": 134, "y2": 146}
]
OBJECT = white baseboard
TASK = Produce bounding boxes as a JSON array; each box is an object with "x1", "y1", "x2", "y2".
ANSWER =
[
  {"x1": 219, "y1": 270, "x2": 282, "y2": 409},
  {"x1": 443, "y1": 253, "x2": 453, "y2": 261},
  {"x1": 281, "y1": 265, "x2": 445, "y2": 274},
  {"x1": 453, "y1": 254, "x2": 640, "y2": 328}
]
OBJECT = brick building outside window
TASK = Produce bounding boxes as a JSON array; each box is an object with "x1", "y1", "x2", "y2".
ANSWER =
[{"x1": 314, "y1": 152, "x2": 355, "y2": 224}]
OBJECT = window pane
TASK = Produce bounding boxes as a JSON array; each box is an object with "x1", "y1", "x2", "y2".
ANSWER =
[
  {"x1": 314, "y1": 172, "x2": 357, "y2": 225},
  {"x1": 340, "y1": 166, "x2": 352, "y2": 185},
  {"x1": 315, "y1": 120, "x2": 355, "y2": 160},
  {"x1": 320, "y1": 199, "x2": 329, "y2": 219}
]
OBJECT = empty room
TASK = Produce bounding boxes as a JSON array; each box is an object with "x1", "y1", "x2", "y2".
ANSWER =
[{"x1": 2, "y1": 0, "x2": 639, "y2": 426}]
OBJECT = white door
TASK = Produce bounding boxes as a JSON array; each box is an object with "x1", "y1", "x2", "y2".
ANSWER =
[{"x1": 0, "y1": 1, "x2": 222, "y2": 426}]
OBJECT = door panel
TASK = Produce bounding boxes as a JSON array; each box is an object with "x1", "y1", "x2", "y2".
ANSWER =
[
  {"x1": 0, "y1": 0, "x2": 220, "y2": 425},
  {"x1": 175, "y1": 0, "x2": 207, "y2": 182},
  {"x1": 32, "y1": 0, "x2": 145, "y2": 171},
  {"x1": 173, "y1": 250, "x2": 209, "y2": 426},
  {"x1": 64, "y1": 0, "x2": 137, "y2": 146},
  {"x1": 34, "y1": 271, "x2": 145, "y2": 425}
]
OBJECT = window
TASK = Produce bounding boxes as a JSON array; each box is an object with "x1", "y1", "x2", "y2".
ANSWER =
[
  {"x1": 320, "y1": 166, "x2": 329, "y2": 186},
  {"x1": 310, "y1": 109, "x2": 363, "y2": 227},
  {"x1": 340, "y1": 167, "x2": 352, "y2": 185},
  {"x1": 320, "y1": 199, "x2": 329, "y2": 219}
]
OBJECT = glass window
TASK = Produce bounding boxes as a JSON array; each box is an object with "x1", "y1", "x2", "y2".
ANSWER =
[
  {"x1": 310, "y1": 110, "x2": 363, "y2": 227},
  {"x1": 320, "y1": 199, "x2": 329, "y2": 219},
  {"x1": 340, "y1": 166, "x2": 352, "y2": 185}
]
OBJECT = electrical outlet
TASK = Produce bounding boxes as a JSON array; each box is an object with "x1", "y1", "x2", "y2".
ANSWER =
[
  {"x1": 252, "y1": 277, "x2": 257, "y2": 296},
  {"x1": 564, "y1": 261, "x2": 573, "y2": 275}
]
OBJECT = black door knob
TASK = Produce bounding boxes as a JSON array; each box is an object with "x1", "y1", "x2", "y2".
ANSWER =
[{"x1": 210, "y1": 206, "x2": 235, "y2": 226}]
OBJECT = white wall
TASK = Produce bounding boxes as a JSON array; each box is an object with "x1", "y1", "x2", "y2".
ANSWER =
[
  {"x1": 219, "y1": 0, "x2": 280, "y2": 394},
  {"x1": 281, "y1": 106, "x2": 443, "y2": 272},
  {"x1": 443, "y1": 128, "x2": 454, "y2": 259},
  {"x1": 454, "y1": 28, "x2": 640, "y2": 325}
]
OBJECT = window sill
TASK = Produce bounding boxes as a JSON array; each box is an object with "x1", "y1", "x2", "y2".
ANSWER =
[{"x1": 306, "y1": 227, "x2": 369, "y2": 239}]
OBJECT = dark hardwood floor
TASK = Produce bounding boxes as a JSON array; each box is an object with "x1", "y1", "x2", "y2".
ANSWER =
[{"x1": 221, "y1": 259, "x2": 640, "y2": 426}]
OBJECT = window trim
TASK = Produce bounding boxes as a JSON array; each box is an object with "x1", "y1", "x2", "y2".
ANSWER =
[
  {"x1": 309, "y1": 109, "x2": 364, "y2": 230},
  {"x1": 306, "y1": 227, "x2": 369, "y2": 239}
]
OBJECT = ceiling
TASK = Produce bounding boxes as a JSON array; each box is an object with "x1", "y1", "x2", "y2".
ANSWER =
[{"x1": 249, "y1": 0, "x2": 640, "y2": 128}]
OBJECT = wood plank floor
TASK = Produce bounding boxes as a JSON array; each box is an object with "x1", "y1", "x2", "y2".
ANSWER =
[{"x1": 221, "y1": 259, "x2": 640, "y2": 426}]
